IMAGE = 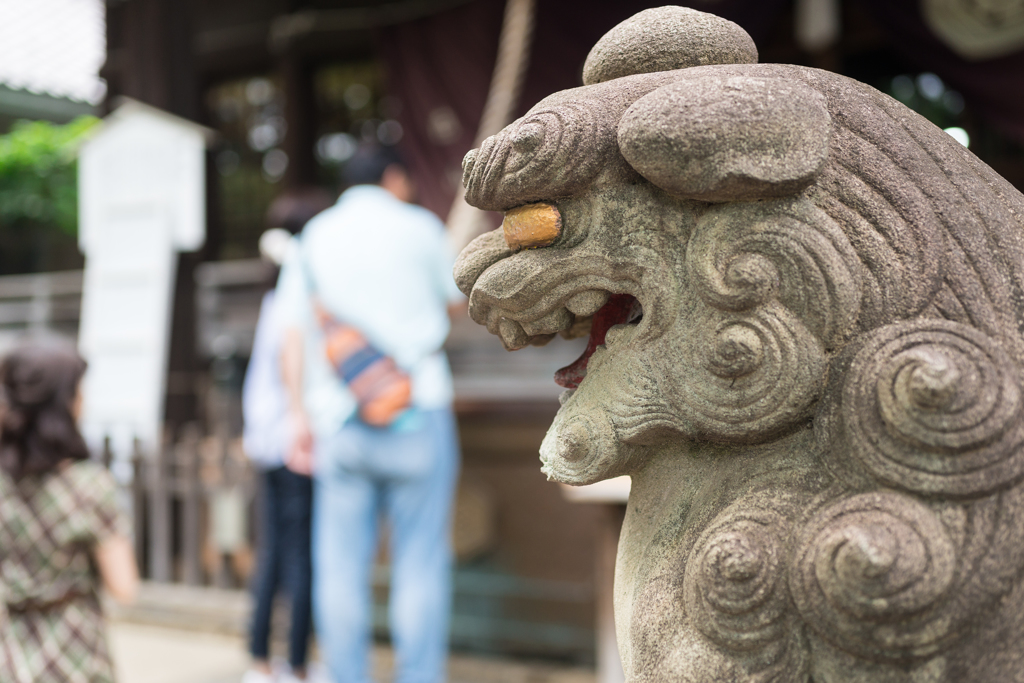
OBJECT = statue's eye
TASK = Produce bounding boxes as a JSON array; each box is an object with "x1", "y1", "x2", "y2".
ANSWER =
[{"x1": 501, "y1": 202, "x2": 562, "y2": 251}]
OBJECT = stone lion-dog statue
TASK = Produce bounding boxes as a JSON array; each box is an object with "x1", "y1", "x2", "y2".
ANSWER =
[{"x1": 453, "y1": 7, "x2": 1024, "y2": 681}]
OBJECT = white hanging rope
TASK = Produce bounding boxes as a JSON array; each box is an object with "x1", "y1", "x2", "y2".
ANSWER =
[{"x1": 446, "y1": 0, "x2": 536, "y2": 252}]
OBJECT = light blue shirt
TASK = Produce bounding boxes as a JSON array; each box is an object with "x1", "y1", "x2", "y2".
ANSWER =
[{"x1": 275, "y1": 185, "x2": 463, "y2": 437}]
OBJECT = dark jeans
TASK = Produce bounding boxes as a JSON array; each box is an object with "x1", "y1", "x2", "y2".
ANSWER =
[{"x1": 249, "y1": 465, "x2": 313, "y2": 671}]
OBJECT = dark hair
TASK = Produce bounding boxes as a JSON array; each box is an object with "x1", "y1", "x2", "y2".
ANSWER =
[
  {"x1": 342, "y1": 144, "x2": 404, "y2": 187},
  {"x1": 266, "y1": 186, "x2": 335, "y2": 235},
  {"x1": 0, "y1": 342, "x2": 89, "y2": 479}
]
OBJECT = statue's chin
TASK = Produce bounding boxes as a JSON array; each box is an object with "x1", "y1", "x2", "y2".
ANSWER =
[
  {"x1": 541, "y1": 345, "x2": 686, "y2": 485},
  {"x1": 539, "y1": 386, "x2": 639, "y2": 485}
]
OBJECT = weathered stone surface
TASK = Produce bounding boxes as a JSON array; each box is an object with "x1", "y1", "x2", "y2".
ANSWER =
[
  {"x1": 619, "y1": 75, "x2": 832, "y2": 201},
  {"x1": 461, "y1": 72, "x2": 680, "y2": 211},
  {"x1": 454, "y1": 6, "x2": 1024, "y2": 682},
  {"x1": 582, "y1": 6, "x2": 757, "y2": 86}
]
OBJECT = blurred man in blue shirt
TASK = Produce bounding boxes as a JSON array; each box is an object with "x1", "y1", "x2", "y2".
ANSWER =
[{"x1": 275, "y1": 145, "x2": 462, "y2": 683}]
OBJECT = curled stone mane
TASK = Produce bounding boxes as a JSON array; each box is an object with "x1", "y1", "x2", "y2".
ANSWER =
[
  {"x1": 453, "y1": 6, "x2": 1024, "y2": 681},
  {"x1": 804, "y1": 68, "x2": 1024, "y2": 351}
]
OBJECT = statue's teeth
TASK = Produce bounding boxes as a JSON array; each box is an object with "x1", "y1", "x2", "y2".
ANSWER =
[
  {"x1": 522, "y1": 308, "x2": 573, "y2": 336},
  {"x1": 566, "y1": 289, "x2": 610, "y2": 317},
  {"x1": 497, "y1": 318, "x2": 529, "y2": 350},
  {"x1": 528, "y1": 333, "x2": 557, "y2": 347},
  {"x1": 605, "y1": 323, "x2": 637, "y2": 347}
]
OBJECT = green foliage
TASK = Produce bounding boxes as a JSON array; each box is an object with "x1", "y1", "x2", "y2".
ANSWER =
[{"x1": 0, "y1": 116, "x2": 99, "y2": 236}]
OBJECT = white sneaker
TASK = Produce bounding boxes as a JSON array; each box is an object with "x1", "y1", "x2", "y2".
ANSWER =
[
  {"x1": 241, "y1": 669, "x2": 275, "y2": 683},
  {"x1": 303, "y1": 661, "x2": 329, "y2": 683}
]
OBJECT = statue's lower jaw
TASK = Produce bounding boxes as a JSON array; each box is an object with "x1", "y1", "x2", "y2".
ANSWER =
[{"x1": 555, "y1": 293, "x2": 640, "y2": 388}]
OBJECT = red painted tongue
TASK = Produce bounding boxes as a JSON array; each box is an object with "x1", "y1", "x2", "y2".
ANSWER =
[{"x1": 555, "y1": 293, "x2": 637, "y2": 389}]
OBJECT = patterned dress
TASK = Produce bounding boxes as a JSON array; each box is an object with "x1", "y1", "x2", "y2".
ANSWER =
[{"x1": 0, "y1": 460, "x2": 128, "y2": 683}]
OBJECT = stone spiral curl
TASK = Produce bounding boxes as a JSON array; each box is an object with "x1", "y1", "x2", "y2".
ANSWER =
[
  {"x1": 790, "y1": 492, "x2": 957, "y2": 661},
  {"x1": 684, "y1": 510, "x2": 792, "y2": 652},
  {"x1": 687, "y1": 199, "x2": 863, "y2": 346},
  {"x1": 676, "y1": 302, "x2": 826, "y2": 442},
  {"x1": 463, "y1": 102, "x2": 610, "y2": 210},
  {"x1": 835, "y1": 319, "x2": 1024, "y2": 497}
]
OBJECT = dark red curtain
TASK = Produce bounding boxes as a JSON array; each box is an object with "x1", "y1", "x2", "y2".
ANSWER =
[
  {"x1": 377, "y1": 0, "x2": 504, "y2": 219},
  {"x1": 377, "y1": 0, "x2": 792, "y2": 219},
  {"x1": 379, "y1": 0, "x2": 1024, "y2": 220}
]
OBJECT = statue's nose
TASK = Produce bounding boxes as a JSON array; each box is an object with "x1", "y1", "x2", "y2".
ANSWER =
[
  {"x1": 461, "y1": 148, "x2": 477, "y2": 189},
  {"x1": 452, "y1": 229, "x2": 512, "y2": 297}
]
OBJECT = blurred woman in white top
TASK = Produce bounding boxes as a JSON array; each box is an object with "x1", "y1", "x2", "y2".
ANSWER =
[{"x1": 242, "y1": 188, "x2": 331, "y2": 683}]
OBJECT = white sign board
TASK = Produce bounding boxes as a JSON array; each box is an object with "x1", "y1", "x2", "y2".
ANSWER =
[{"x1": 77, "y1": 100, "x2": 210, "y2": 459}]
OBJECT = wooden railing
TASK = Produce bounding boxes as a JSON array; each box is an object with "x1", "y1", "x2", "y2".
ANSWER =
[
  {"x1": 0, "y1": 269, "x2": 83, "y2": 351},
  {"x1": 97, "y1": 428, "x2": 257, "y2": 590},
  {"x1": 103, "y1": 432, "x2": 594, "y2": 661}
]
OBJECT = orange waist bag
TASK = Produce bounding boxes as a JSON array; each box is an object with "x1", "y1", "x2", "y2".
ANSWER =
[{"x1": 315, "y1": 304, "x2": 411, "y2": 427}]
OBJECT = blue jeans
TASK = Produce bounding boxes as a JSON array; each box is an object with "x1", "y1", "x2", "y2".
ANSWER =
[
  {"x1": 249, "y1": 466, "x2": 313, "y2": 671},
  {"x1": 313, "y1": 408, "x2": 459, "y2": 683}
]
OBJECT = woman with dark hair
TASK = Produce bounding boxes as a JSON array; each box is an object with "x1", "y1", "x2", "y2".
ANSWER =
[
  {"x1": 242, "y1": 187, "x2": 332, "y2": 683},
  {"x1": 0, "y1": 342, "x2": 138, "y2": 683}
]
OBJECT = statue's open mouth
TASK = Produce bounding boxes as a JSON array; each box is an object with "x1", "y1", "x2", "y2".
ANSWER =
[
  {"x1": 455, "y1": 203, "x2": 658, "y2": 393},
  {"x1": 555, "y1": 293, "x2": 642, "y2": 389}
]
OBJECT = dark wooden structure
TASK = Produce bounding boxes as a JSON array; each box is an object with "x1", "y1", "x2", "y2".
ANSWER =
[{"x1": 97, "y1": 0, "x2": 1024, "y2": 666}]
